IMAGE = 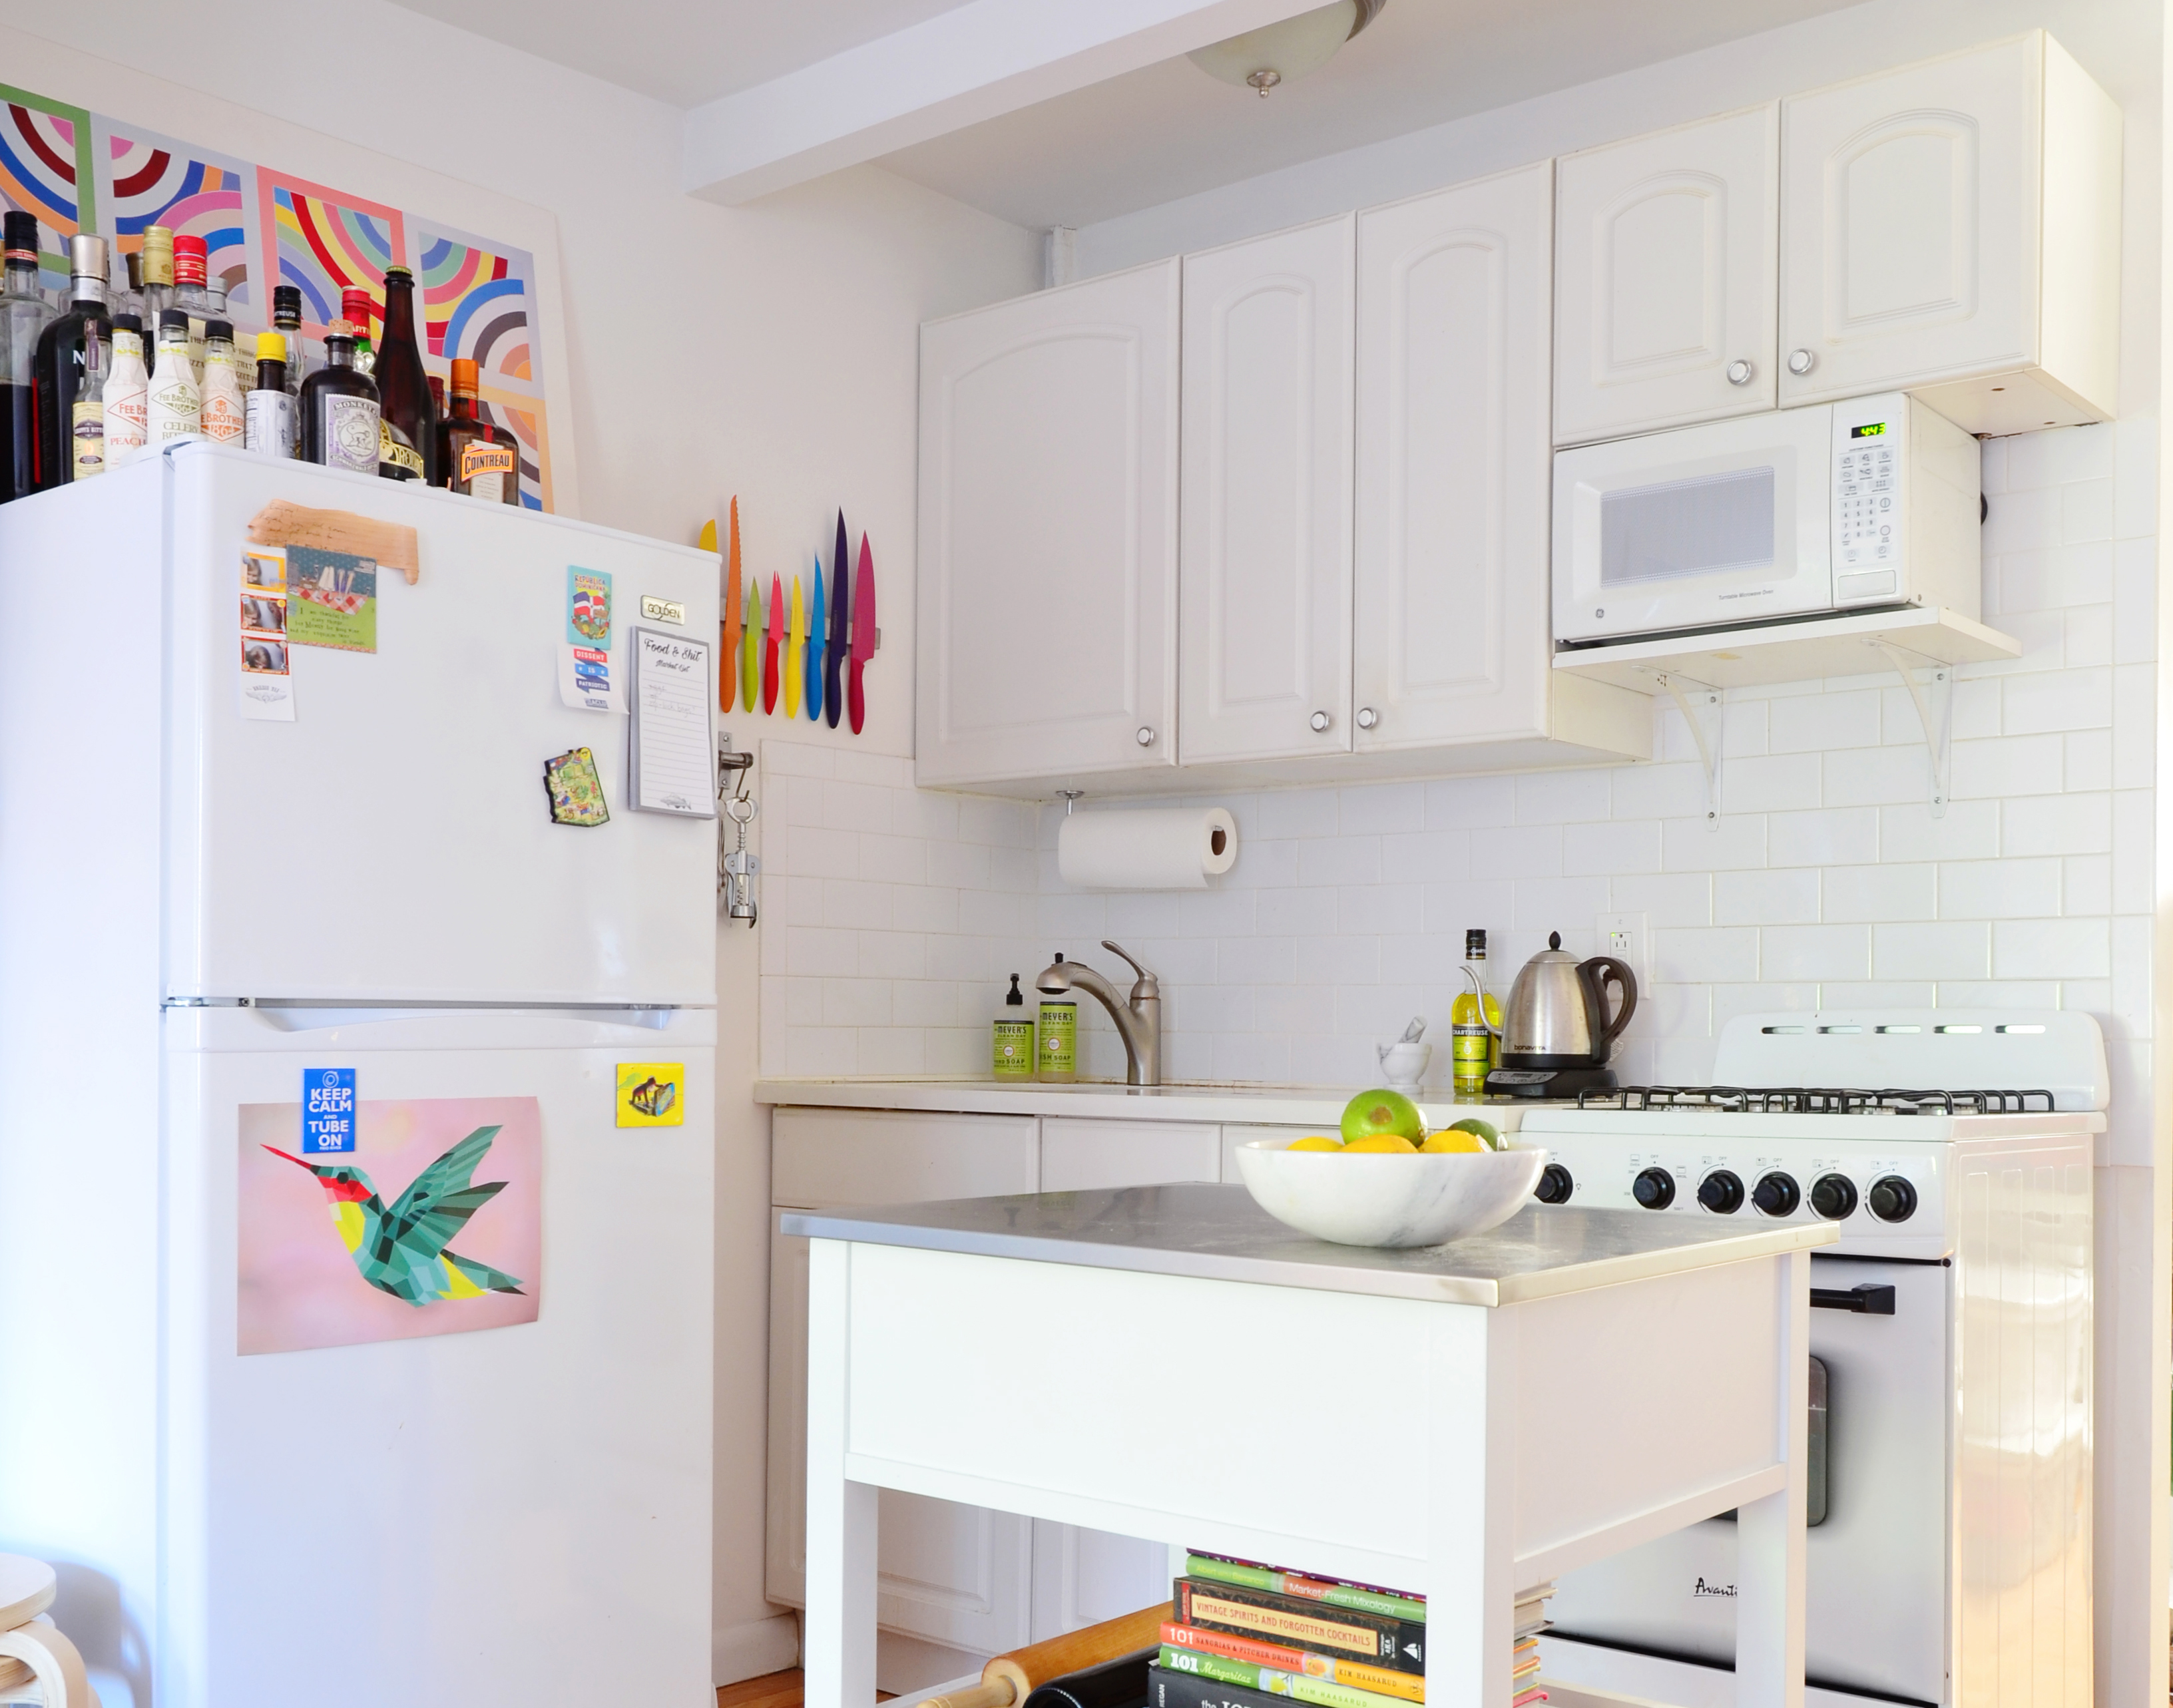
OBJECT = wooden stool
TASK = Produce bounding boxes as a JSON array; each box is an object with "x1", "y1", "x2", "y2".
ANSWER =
[{"x1": 0, "y1": 1557, "x2": 95, "y2": 1707}]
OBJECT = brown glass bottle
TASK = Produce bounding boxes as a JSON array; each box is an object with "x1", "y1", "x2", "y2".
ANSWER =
[
  {"x1": 372, "y1": 266, "x2": 435, "y2": 483},
  {"x1": 300, "y1": 321, "x2": 381, "y2": 476},
  {"x1": 435, "y1": 358, "x2": 519, "y2": 503}
]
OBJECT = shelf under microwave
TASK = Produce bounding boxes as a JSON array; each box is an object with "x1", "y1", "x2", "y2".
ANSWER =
[{"x1": 1550, "y1": 604, "x2": 2021, "y2": 694}]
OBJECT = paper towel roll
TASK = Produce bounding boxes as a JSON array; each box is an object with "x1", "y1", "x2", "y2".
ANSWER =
[{"x1": 1057, "y1": 807, "x2": 1238, "y2": 890}]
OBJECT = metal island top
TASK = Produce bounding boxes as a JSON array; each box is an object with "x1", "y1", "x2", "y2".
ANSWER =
[{"x1": 780, "y1": 1181, "x2": 1837, "y2": 1307}]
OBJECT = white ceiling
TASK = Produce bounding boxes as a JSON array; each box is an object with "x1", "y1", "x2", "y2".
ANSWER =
[
  {"x1": 874, "y1": 0, "x2": 1868, "y2": 229},
  {"x1": 383, "y1": 0, "x2": 976, "y2": 108},
  {"x1": 388, "y1": 0, "x2": 1867, "y2": 226}
]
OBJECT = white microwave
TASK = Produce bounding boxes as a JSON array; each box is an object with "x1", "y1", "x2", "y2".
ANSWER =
[{"x1": 1552, "y1": 392, "x2": 1981, "y2": 646}]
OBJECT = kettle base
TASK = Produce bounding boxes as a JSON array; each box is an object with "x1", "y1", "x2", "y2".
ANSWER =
[{"x1": 1485, "y1": 1064, "x2": 1618, "y2": 1100}]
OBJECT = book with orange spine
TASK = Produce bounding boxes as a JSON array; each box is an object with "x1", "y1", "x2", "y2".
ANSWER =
[{"x1": 1160, "y1": 1623, "x2": 1423, "y2": 1703}]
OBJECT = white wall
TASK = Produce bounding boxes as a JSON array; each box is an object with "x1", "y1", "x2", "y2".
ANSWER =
[{"x1": 0, "y1": 5, "x2": 1041, "y2": 1689}]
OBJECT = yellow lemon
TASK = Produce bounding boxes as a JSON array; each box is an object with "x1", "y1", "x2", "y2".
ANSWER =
[
  {"x1": 1342, "y1": 1133, "x2": 1419, "y2": 1154},
  {"x1": 1421, "y1": 1128, "x2": 1489, "y2": 1154},
  {"x1": 1286, "y1": 1136, "x2": 1343, "y2": 1152}
]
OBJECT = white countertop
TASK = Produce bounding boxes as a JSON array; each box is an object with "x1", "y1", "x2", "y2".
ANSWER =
[{"x1": 752, "y1": 1076, "x2": 1537, "y2": 1130}]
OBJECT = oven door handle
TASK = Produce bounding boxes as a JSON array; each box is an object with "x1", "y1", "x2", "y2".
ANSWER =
[{"x1": 1810, "y1": 1283, "x2": 1896, "y2": 1315}]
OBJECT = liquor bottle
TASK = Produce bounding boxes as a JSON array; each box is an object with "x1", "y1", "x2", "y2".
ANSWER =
[
  {"x1": 146, "y1": 310, "x2": 200, "y2": 448},
  {"x1": 119, "y1": 250, "x2": 144, "y2": 325},
  {"x1": 427, "y1": 374, "x2": 444, "y2": 417},
  {"x1": 71, "y1": 312, "x2": 107, "y2": 478},
  {"x1": 371, "y1": 265, "x2": 433, "y2": 482},
  {"x1": 300, "y1": 320, "x2": 379, "y2": 475},
  {"x1": 1449, "y1": 929, "x2": 1503, "y2": 1100},
  {"x1": 0, "y1": 210, "x2": 56, "y2": 501},
  {"x1": 435, "y1": 357, "x2": 515, "y2": 502},
  {"x1": 103, "y1": 313, "x2": 148, "y2": 467},
  {"x1": 31, "y1": 234, "x2": 111, "y2": 490},
  {"x1": 244, "y1": 330, "x2": 294, "y2": 459},
  {"x1": 138, "y1": 226, "x2": 174, "y2": 373},
  {"x1": 199, "y1": 319, "x2": 245, "y2": 445},
  {"x1": 271, "y1": 284, "x2": 310, "y2": 401},
  {"x1": 341, "y1": 286, "x2": 376, "y2": 376},
  {"x1": 172, "y1": 234, "x2": 211, "y2": 377}
]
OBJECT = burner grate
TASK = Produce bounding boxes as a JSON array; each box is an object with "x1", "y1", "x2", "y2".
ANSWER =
[{"x1": 1576, "y1": 1084, "x2": 2057, "y2": 1114}]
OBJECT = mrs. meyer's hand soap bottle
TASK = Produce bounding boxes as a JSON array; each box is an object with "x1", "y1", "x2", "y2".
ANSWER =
[{"x1": 993, "y1": 974, "x2": 1035, "y2": 1081}]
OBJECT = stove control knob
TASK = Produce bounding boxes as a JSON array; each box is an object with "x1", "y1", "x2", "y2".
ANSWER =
[
  {"x1": 1867, "y1": 1174, "x2": 1918, "y2": 1223},
  {"x1": 1533, "y1": 1164, "x2": 1574, "y2": 1205},
  {"x1": 1698, "y1": 1170, "x2": 1744, "y2": 1214},
  {"x1": 1752, "y1": 1172, "x2": 1801, "y2": 1217},
  {"x1": 1809, "y1": 1174, "x2": 1858, "y2": 1220},
  {"x1": 1632, "y1": 1168, "x2": 1676, "y2": 1209}
]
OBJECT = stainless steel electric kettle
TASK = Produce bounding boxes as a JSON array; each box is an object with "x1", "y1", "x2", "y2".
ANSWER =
[{"x1": 1471, "y1": 932, "x2": 1638, "y2": 1098}]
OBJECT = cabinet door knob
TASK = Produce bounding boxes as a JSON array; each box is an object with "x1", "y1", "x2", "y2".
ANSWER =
[
  {"x1": 1355, "y1": 706, "x2": 1379, "y2": 731},
  {"x1": 1787, "y1": 348, "x2": 1817, "y2": 375},
  {"x1": 1136, "y1": 726, "x2": 1156, "y2": 747},
  {"x1": 1726, "y1": 359, "x2": 1755, "y2": 385},
  {"x1": 1310, "y1": 710, "x2": 1332, "y2": 733}
]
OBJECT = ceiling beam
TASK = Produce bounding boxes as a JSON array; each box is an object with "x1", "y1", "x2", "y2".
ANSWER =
[{"x1": 682, "y1": 0, "x2": 1334, "y2": 206}]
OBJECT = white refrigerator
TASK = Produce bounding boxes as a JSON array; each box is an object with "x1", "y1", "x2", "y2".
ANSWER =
[{"x1": 0, "y1": 443, "x2": 720, "y2": 1707}]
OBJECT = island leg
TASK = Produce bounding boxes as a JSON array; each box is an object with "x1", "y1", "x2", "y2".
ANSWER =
[
  {"x1": 1735, "y1": 1248, "x2": 1810, "y2": 1708},
  {"x1": 1422, "y1": 1304, "x2": 1509, "y2": 1708},
  {"x1": 805, "y1": 1237, "x2": 878, "y2": 1708}
]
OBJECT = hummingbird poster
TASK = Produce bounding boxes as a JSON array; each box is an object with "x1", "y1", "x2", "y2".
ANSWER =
[{"x1": 237, "y1": 1096, "x2": 543, "y2": 1355}]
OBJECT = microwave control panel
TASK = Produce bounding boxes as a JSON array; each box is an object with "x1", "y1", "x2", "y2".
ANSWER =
[{"x1": 1831, "y1": 392, "x2": 1911, "y2": 605}]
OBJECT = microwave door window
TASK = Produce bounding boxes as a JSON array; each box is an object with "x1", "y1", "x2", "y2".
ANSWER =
[{"x1": 1600, "y1": 465, "x2": 1777, "y2": 586}]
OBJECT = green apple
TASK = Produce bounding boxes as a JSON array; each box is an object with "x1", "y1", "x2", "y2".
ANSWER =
[
  {"x1": 1449, "y1": 1116, "x2": 1501, "y2": 1151},
  {"x1": 1341, "y1": 1088, "x2": 1424, "y2": 1144}
]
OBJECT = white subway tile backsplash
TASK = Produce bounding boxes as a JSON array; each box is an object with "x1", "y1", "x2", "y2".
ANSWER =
[{"x1": 756, "y1": 427, "x2": 2150, "y2": 1082}]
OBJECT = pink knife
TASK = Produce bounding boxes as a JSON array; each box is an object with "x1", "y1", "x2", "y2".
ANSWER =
[{"x1": 848, "y1": 533, "x2": 875, "y2": 734}]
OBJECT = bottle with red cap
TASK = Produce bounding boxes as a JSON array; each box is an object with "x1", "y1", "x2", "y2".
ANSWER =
[
  {"x1": 340, "y1": 285, "x2": 376, "y2": 377},
  {"x1": 171, "y1": 232, "x2": 212, "y2": 379}
]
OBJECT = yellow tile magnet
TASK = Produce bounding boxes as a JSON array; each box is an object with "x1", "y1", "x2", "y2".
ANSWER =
[{"x1": 616, "y1": 1062, "x2": 684, "y2": 1126}]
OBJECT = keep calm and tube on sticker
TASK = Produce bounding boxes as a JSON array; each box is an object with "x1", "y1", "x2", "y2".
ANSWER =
[
  {"x1": 559, "y1": 564, "x2": 620, "y2": 712},
  {"x1": 300, "y1": 1068, "x2": 357, "y2": 1155},
  {"x1": 615, "y1": 1062, "x2": 684, "y2": 1127}
]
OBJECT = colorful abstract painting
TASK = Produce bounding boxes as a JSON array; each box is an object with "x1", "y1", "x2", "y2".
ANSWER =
[
  {"x1": 0, "y1": 86, "x2": 95, "y2": 284},
  {"x1": 100, "y1": 122, "x2": 258, "y2": 314},
  {"x1": 417, "y1": 225, "x2": 532, "y2": 376},
  {"x1": 261, "y1": 169, "x2": 401, "y2": 335},
  {"x1": 238, "y1": 1096, "x2": 543, "y2": 1355}
]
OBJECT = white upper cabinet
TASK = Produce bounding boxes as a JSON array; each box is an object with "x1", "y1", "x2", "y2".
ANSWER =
[
  {"x1": 1354, "y1": 164, "x2": 1559, "y2": 752},
  {"x1": 1178, "y1": 216, "x2": 1355, "y2": 765},
  {"x1": 1554, "y1": 105, "x2": 1780, "y2": 445},
  {"x1": 916, "y1": 260, "x2": 1180, "y2": 789},
  {"x1": 1780, "y1": 31, "x2": 2120, "y2": 433}
]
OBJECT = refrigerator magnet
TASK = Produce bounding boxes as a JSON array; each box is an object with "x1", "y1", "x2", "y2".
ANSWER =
[
  {"x1": 543, "y1": 747, "x2": 610, "y2": 826},
  {"x1": 615, "y1": 1063, "x2": 683, "y2": 1126},
  {"x1": 300, "y1": 1068, "x2": 357, "y2": 1155}
]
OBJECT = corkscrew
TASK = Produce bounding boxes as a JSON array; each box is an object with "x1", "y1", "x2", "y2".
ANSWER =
[{"x1": 717, "y1": 731, "x2": 758, "y2": 925}]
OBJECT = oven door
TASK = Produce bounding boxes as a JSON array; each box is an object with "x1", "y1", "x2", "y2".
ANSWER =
[
  {"x1": 1543, "y1": 1257, "x2": 1949, "y2": 1707},
  {"x1": 1552, "y1": 405, "x2": 1834, "y2": 644}
]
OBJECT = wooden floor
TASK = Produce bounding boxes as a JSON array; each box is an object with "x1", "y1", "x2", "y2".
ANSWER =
[{"x1": 718, "y1": 1667, "x2": 897, "y2": 1708}]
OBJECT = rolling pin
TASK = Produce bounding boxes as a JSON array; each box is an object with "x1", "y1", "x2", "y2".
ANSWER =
[{"x1": 921, "y1": 1604, "x2": 1167, "y2": 1708}]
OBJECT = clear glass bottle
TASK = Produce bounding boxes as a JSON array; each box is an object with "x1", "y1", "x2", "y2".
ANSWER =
[
  {"x1": 70, "y1": 312, "x2": 107, "y2": 479},
  {"x1": 138, "y1": 226, "x2": 174, "y2": 375},
  {"x1": 371, "y1": 265, "x2": 433, "y2": 482},
  {"x1": 119, "y1": 250, "x2": 144, "y2": 326},
  {"x1": 435, "y1": 357, "x2": 517, "y2": 502},
  {"x1": 199, "y1": 319, "x2": 245, "y2": 445},
  {"x1": 31, "y1": 234, "x2": 111, "y2": 490},
  {"x1": 300, "y1": 320, "x2": 379, "y2": 475},
  {"x1": 244, "y1": 329, "x2": 294, "y2": 459},
  {"x1": 1450, "y1": 928, "x2": 1503, "y2": 1100},
  {"x1": 146, "y1": 310, "x2": 200, "y2": 448},
  {"x1": 103, "y1": 313, "x2": 148, "y2": 468},
  {"x1": 0, "y1": 210, "x2": 56, "y2": 501},
  {"x1": 171, "y1": 234, "x2": 211, "y2": 378}
]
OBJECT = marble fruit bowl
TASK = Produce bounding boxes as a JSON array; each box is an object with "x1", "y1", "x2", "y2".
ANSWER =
[{"x1": 1234, "y1": 1138, "x2": 1548, "y2": 1249}]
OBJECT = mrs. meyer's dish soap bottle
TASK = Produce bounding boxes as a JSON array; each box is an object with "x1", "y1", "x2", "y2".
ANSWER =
[{"x1": 993, "y1": 974, "x2": 1035, "y2": 1082}]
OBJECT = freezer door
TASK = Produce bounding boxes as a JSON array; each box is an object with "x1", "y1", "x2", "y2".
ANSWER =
[
  {"x1": 164, "y1": 443, "x2": 720, "y2": 1004},
  {"x1": 162, "y1": 1005, "x2": 713, "y2": 1708}
]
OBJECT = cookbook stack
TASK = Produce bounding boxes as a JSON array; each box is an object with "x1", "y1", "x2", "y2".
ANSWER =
[{"x1": 1147, "y1": 1551, "x2": 1552, "y2": 1708}]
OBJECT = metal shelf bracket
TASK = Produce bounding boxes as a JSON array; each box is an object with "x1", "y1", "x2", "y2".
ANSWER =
[
  {"x1": 1646, "y1": 670, "x2": 1724, "y2": 830},
  {"x1": 1869, "y1": 642, "x2": 1953, "y2": 818}
]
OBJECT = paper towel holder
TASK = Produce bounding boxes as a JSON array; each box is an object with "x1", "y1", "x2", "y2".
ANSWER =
[{"x1": 1058, "y1": 789, "x2": 1085, "y2": 815}]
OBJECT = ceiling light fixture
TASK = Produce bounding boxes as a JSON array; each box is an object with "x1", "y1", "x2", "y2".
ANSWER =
[{"x1": 1188, "y1": 0, "x2": 1385, "y2": 97}]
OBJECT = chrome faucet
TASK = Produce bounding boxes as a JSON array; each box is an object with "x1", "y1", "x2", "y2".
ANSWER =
[{"x1": 1037, "y1": 941, "x2": 1162, "y2": 1086}]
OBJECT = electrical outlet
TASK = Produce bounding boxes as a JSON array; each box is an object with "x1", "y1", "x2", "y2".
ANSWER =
[{"x1": 1595, "y1": 912, "x2": 1649, "y2": 994}]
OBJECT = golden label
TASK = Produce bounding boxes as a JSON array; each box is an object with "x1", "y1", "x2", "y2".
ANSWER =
[
  {"x1": 459, "y1": 439, "x2": 516, "y2": 483},
  {"x1": 377, "y1": 418, "x2": 425, "y2": 476}
]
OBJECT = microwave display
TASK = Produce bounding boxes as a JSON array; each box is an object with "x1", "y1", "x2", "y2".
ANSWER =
[
  {"x1": 1600, "y1": 465, "x2": 1776, "y2": 587},
  {"x1": 1852, "y1": 421, "x2": 1887, "y2": 438}
]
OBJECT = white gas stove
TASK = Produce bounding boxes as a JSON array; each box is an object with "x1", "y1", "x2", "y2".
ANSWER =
[{"x1": 1519, "y1": 1010, "x2": 2106, "y2": 1708}]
